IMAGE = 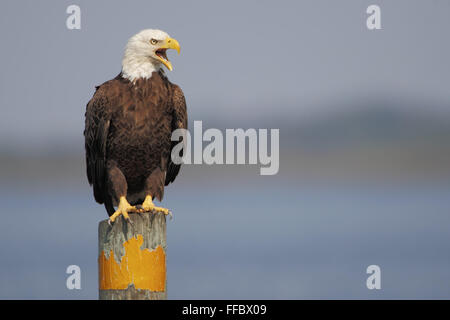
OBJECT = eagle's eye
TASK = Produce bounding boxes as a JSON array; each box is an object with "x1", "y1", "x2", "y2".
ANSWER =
[{"x1": 150, "y1": 39, "x2": 158, "y2": 45}]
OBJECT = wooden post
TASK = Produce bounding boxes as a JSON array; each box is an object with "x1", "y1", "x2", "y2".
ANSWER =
[{"x1": 98, "y1": 212, "x2": 167, "y2": 300}]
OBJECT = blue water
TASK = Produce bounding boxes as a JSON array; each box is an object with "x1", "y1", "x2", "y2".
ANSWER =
[{"x1": 1, "y1": 181, "x2": 450, "y2": 299}]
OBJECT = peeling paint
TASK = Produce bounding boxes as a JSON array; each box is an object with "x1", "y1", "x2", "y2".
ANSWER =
[{"x1": 99, "y1": 234, "x2": 166, "y2": 291}]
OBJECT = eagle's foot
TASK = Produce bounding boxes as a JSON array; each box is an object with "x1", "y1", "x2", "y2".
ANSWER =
[
  {"x1": 109, "y1": 196, "x2": 138, "y2": 224},
  {"x1": 138, "y1": 195, "x2": 172, "y2": 218}
]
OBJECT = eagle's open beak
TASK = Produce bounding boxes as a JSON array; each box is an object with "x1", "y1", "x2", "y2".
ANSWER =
[{"x1": 155, "y1": 37, "x2": 180, "y2": 71}]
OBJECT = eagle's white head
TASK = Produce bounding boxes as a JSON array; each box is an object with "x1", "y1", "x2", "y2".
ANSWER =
[{"x1": 121, "y1": 29, "x2": 180, "y2": 82}]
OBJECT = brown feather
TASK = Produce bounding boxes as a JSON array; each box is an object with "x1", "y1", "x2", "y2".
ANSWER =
[{"x1": 84, "y1": 71, "x2": 187, "y2": 215}]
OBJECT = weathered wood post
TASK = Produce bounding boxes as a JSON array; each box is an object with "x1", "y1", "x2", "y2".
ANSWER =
[{"x1": 98, "y1": 212, "x2": 167, "y2": 300}]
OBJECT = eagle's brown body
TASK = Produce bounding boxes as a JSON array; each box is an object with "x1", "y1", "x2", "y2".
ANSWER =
[{"x1": 84, "y1": 71, "x2": 187, "y2": 216}]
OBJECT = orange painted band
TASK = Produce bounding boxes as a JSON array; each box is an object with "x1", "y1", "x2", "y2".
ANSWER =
[{"x1": 99, "y1": 235, "x2": 166, "y2": 291}]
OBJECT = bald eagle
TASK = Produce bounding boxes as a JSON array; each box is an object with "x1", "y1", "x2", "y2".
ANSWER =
[{"x1": 84, "y1": 29, "x2": 187, "y2": 223}]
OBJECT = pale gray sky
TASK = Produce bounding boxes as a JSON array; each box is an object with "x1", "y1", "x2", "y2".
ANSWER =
[{"x1": 1, "y1": 0, "x2": 449, "y2": 148}]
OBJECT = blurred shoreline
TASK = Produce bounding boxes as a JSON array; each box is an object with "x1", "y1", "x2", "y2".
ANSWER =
[{"x1": 2, "y1": 103, "x2": 450, "y2": 185}]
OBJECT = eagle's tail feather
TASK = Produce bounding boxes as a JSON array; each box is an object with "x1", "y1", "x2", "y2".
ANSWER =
[{"x1": 104, "y1": 194, "x2": 115, "y2": 217}]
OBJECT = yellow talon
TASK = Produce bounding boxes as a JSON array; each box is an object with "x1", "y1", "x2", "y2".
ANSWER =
[
  {"x1": 140, "y1": 195, "x2": 170, "y2": 215},
  {"x1": 109, "y1": 196, "x2": 137, "y2": 223}
]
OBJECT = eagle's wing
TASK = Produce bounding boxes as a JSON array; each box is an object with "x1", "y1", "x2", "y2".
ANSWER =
[
  {"x1": 84, "y1": 86, "x2": 111, "y2": 204},
  {"x1": 165, "y1": 84, "x2": 188, "y2": 185}
]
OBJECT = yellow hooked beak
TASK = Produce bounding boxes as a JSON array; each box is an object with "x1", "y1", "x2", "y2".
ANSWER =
[{"x1": 155, "y1": 37, "x2": 180, "y2": 71}]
